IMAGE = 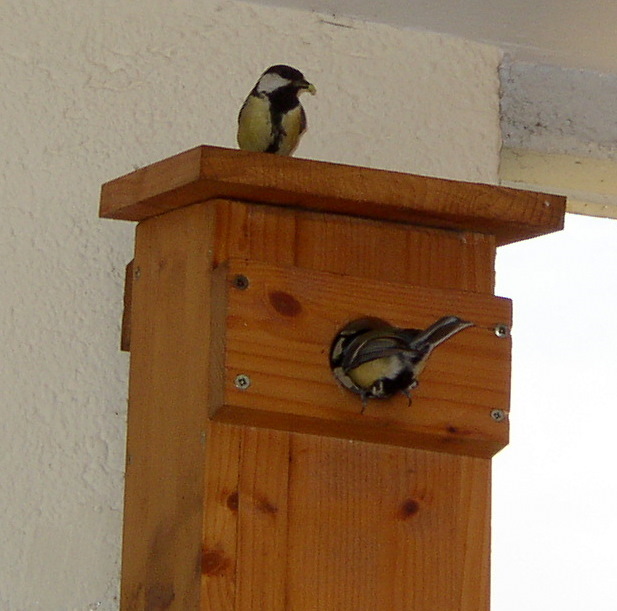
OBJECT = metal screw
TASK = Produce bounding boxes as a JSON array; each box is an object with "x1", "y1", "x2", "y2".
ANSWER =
[
  {"x1": 232, "y1": 274, "x2": 249, "y2": 290},
  {"x1": 134, "y1": 266, "x2": 141, "y2": 280},
  {"x1": 543, "y1": 200, "x2": 551, "y2": 207},
  {"x1": 490, "y1": 409, "x2": 506, "y2": 422},
  {"x1": 234, "y1": 374, "x2": 251, "y2": 390},
  {"x1": 494, "y1": 323, "x2": 511, "y2": 338}
]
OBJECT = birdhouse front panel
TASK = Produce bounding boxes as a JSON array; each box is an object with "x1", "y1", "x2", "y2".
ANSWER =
[{"x1": 209, "y1": 258, "x2": 511, "y2": 458}]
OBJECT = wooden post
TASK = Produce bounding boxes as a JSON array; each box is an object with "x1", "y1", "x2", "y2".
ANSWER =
[{"x1": 100, "y1": 146, "x2": 565, "y2": 610}]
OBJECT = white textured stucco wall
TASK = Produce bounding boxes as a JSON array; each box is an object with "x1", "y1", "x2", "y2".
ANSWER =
[{"x1": 0, "y1": 1, "x2": 501, "y2": 608}]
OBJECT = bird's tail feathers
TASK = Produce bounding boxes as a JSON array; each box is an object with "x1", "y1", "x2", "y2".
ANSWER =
[{"x1": 409, "y1": 316, "x2": 473, "y2": 353}]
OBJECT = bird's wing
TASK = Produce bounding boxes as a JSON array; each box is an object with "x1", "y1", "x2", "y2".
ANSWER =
[
  {"x1": 277, "y1": 104, "x2": 306, "y2": 155},
  {"x1": 341, "y1": 330, "x2": 419, "y2": 372}
]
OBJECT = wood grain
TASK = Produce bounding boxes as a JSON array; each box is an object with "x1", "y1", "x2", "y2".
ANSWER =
[
  {"x1": 100, "y1": 145, "x2": 565, "y2": 245},
  {"x1": 202, "y1": 197, "x2": 495, "y2": 608},
  {"x1": 212, "y1": 200, "x2": 497, "y2": 294},
  {"x1": 210, "y1": 258, "x2": 511, "y2": 458},
  {"x1": 235, "y1": 427, "x2": 290, "y2": 610},
  {"x1": 285, "y1": 435, "x2": 490, "y2": 610},
  {"x1": 115, "y1": 197, "x2": 503, "y2": 608},
  {"x1": 200, "y1": 426, "x2": 491, "y2": 610},
  {"x1": 103, "y1": 134, "x2": 558, "y2": 606},
  {"x1": 121, "y1": 204, "x2": 216, "y2": 610},
  {"x1": 200, "y1": 421, "x2": 241, "y2": 611}
]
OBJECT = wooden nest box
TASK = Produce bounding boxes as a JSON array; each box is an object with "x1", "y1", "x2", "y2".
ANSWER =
[{"x1": 100, "y1": 146, "x2": 565, "y2": 610}]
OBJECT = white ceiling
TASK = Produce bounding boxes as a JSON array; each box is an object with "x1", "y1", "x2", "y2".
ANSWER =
[{"x1": 256, "y1": 0, "x2": 617, "y2": 74}]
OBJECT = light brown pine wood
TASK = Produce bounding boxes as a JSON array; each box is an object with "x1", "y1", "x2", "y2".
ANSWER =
[
  {"x1": 102, "y1": 148, "x2": 565, "y2": 611},
  {"x1": 121, "y1": 204, "x2": 215, "y2": 609},
  {"x1": 200, "y1": 198, "x2": 496, "y2": 609},
  {"x1": 121, "y1": 198, "x2": 498, "y2": 610},
  {"x1": 201, "y1": 425, "x2": 491, "y2": 611},
  {"x1": 285, "y1": 436, "x2": 490, "y2": 610},
  {"x1": 211, "y1": 200, "x2": 497, "y2": 293},
  {"x1": 100, "y1": 145, "x2": 565, "y2": 245},
  {"x1": 235, "y1": 427, "x2": 290, "y2": 610},
  {"x1": 209, "y1": 258, "x2": 511, "y2": 458},
  {"x1": 200, "y1": 421, "x2": 242, "y2": 611}
]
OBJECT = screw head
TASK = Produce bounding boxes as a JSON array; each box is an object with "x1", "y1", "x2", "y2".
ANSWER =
[
  {"x1": 490, "y1": 409, "x2": 506, "y2": 422},
  {"x1": 232, "y1": 274, "x2": 249, "y2": 290},
  {"x1": 234, "y1": 374, "x2": 251, "y2": 390},
  {"x1": 494, "y1": 324, "x2": 511, "y2": 339}
]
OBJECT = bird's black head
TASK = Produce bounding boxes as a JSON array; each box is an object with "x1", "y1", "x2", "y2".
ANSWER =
[
  {"x1": 256, "y1": 65, "x2": 315, "y2": 99},
  {"x1": 370, "y1": 369, "x2": 415, "y2": 399},
  {"x1": 264, "y1": 65, "x2": 306, "y2": 82}
]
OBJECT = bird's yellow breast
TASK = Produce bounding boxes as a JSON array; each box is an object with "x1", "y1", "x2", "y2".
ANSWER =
[
  {"x1": 237, "y1": 94, "x2": 273, "y2": 152},
  {"x1": 347, "y1": 356, "x2": 400, "y2": 390},
  {"x1": 237, "y1": 93, "x2": 306, "y2": 155}
]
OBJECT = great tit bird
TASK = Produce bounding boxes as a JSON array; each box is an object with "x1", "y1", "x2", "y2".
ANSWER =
[
  {"x1": 237, "y1": 64, "x2": 316, "y2": 156},
  {"x1": 330, "y1": 316, "x2": 473, "y2": 412}
]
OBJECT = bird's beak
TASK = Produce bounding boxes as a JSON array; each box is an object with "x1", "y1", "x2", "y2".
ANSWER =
[{"x1": 299, "y1": 80, "x2": 316, "y2": 95}]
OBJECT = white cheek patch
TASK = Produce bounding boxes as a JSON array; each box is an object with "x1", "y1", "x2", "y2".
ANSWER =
[{"x1": 257, "y1": 72, "x2": 290, "y2": 94}]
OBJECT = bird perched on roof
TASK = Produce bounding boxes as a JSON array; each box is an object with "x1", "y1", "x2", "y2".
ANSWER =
[
  {"x1": 237, "y1": 64, "x2": 316, "y2": 156},
  {"x1": 330, "y1": 316, "x2": 473, "y2": 412}
]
